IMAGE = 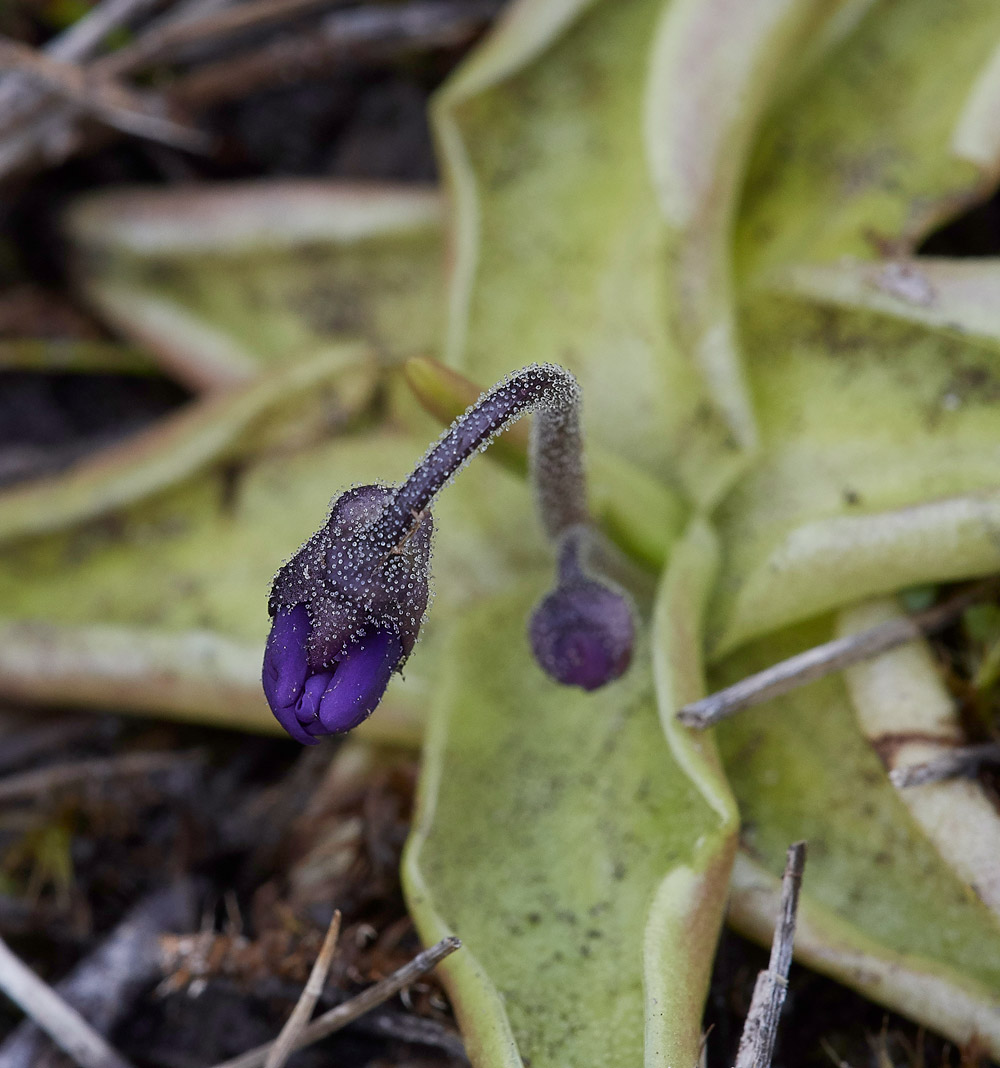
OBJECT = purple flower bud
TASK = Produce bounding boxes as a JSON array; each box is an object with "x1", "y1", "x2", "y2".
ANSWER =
[
  {"x1": 529, "y1": 578, "x2": 634, "y2": 691},
  {"x1": 263, "y1": 484, "x2": 430, "y2": 742}
]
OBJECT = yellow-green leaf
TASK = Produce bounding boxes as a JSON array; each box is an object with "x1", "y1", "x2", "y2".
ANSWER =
[
  {"x1": 708, "y1": 287, "x2": 1000, "y2": 655},
  {"x1": 737, "y1": 0, "x2": 1000, "y2": 279},
  {"x1": 405, "y1": 522, "x2": 735, "y2": 1068},
  {"x1": 68, "y1": 183, "x2": 444, "y2": 389}
]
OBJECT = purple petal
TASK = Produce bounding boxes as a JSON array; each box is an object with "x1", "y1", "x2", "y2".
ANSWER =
[
  {"x1": 270, "y1": 705, "x2": 321, "y2": 746},
  {"x1": 529, "y1": 580, "x2": 634, "y2": 691},
  {"x1": 271, "y1": 670, "x2": 339, "y2": 745},
  {"x1": 262, "y1": 604, "x2": 310, "y2": 710},
  {"x1": 295, "y1": 672, "x2": 333, "y2": 723},
  {"x1": 317, "y1": 630, "x2": 403, "y2": 734},
  {"x1": 267, "y1": 670, "x2": 327, "y2": 745}
]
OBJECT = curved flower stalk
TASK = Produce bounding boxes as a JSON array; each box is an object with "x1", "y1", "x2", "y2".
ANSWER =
[{"x1": 263, "y1": 363, "x2": 635, "y2": 743}]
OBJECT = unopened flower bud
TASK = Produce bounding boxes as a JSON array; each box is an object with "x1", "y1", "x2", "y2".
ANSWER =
[
  {"x1": 528, "y1": 528, "x2": 634, "y2": 690},
  {"x1": 262, "y1": 484, "x2": 431, "y2": 743}
]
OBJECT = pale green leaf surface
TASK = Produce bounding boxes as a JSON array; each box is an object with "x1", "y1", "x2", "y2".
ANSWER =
[
  {"x1": 737, "y1": 0, "x2": 1000, "y2": 280},
  {"x1": 715, "y1": 615, "x2": 1000, "y2": 1052},
  {"x1": 708, "y1": 290, "x2": 1000, "y2": 655},
  {"x1": 698, "y1": 0, "x2": 1000, "y2": 655},
  {"x1": 405, "y1": 531, "x2": 735, "y2": 1068},
  {"x1": 766, "y1": 257, "x2": 1000, "y2": 351},
  {"x1": 436, "y1": 0, "x2": 745, "y2": 500},
  {"x1": 438, "y1": 0, "x2": 886, "y2": 502},
  {"x1": 69, "y1": 183, "x2": 444, "y2": 390},
  {"x1": 645, "y1": 0, "x2": 864, "y2": 451}
]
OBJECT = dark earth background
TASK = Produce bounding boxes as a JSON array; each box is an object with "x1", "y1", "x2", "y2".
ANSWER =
[{"x1": 0, "y1": 2, "x2": 998, "y2": 1066}]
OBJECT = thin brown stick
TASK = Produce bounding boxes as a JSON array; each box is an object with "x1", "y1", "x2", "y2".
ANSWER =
[
  {"x1": 101, "y1": 0, "x2": 349, "y2": 75},
  {"x1": 678, "y1": 581, "x2": 998, "y2": 729},
  {"x1": 0, "y1": 0, "x2": 162, "y2": 133},
  {"x1": 0, "y1": 0, "x2": 495, "y2": 181},
  {"x1": 0, "y1": 0, "x2": 319, "y2": 178},
  {"x1": 264, "y1": 910, "x2": 341, "y2": 1068},
  {"x1": 890, "y1": 741, "x2": 1000, "y2": 789},
  {"x1": 0, "y1": 882, "x2": 197, "y2": 1068},
  {"x1": 212, "y1": 935, "x2": 462, "y2": 1068},
  {"x1": 733, "y1": 842, "x2": 807, "y2": 1068},
  {"x1": 169, "y1": 0, "x2": 499, "y2": 111},
  {"x1": 0, "y1": 38, "x2": 208, "y2": 151},
  {"x1": 0, "y1": 933, "x2": 137, "y2": 1068}
]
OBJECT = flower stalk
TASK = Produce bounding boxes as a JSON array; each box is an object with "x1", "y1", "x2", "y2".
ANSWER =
[
  {"x1": 377, "y1": 364, "x2": 588, "y2": 548},
  {"x1": 263, "y1": 363, "x2": 635, "y2": 743}
]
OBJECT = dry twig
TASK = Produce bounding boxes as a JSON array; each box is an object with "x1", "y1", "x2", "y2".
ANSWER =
[
  {"x1": 0, "y1": 38, "x2": 208, "y2": 151},
  {"x1": 263, "y1": 910, "x2": 341, "y2": 1068},
  {"x1": 734, "y1": 842, "x2": 807, "y2": 1068},
  {"x1": 890, "y1": 741, "x2": 1000, "y2": 789},
  {"x1": 0, "y1": 0, "x2": 497, "y2": 181},
  {"x1": 0, "y1": 0, "x2": 331, "y2": 178},
  {"x1": 169, "y1": 0, "x2": 500, "y2": 110},
  {"x1": 0, "y1": 0, "x2": 163, "y2": 132},
  {"x1": 0, "y1": 932, "x2": 137, "y2": 1068},
  {"x1": 102, "y1": 0, "x2": 349, "y2": 73},
  {"x1": 212, "y1": 934, "x2": 462, "y2": 1068},
  {"x1": 678, "y1": 581, "x2": 997, "y2": 729},
  {"x1": 29, "y1": 0, "x2": 163, "y2": 64},
  {"x1": 0, "y1": 882, "x2": 198, "y2": 1068}
]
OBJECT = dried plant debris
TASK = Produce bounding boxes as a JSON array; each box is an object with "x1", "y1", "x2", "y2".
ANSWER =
[
  {"x1": 0, "y1": 0, "x2": 502, "y2": 186},
  {"x1": 0, "y1": 727, "x2": 461, "y2": 1065},
  {"x1": 706, "y1": 928, "x2": 995, "y2": 1068}
]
